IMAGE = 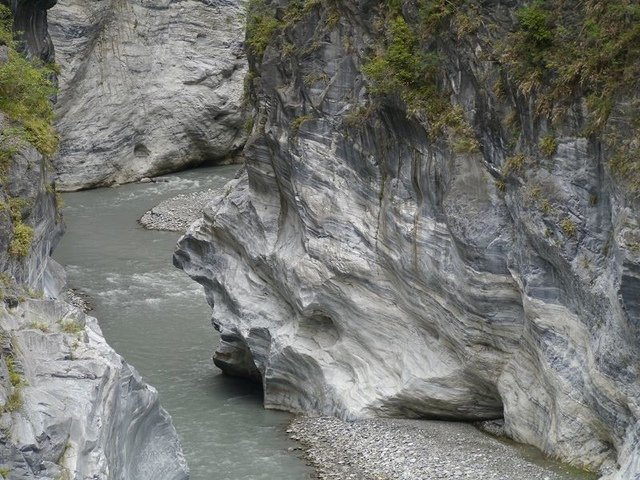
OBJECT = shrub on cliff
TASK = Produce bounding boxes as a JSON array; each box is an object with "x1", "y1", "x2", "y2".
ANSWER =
[
  {"x1": 246, "y1": 0, "x2": 281, "y2": 59},
  {"x1": 9, "y1": 222, "x2": 33, "y2": 258},
  {"x1": 0, "y1": 4, "x2": 58, "y2": 157}
]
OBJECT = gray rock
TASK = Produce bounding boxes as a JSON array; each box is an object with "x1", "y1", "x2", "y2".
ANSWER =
[
  {"x1": 0, "y1": 299, "x2": 189, "y2": 480},
  {"x1": 48, "y1": 0, "x2": 248, "y2": 190},
  {"x1": 0, "y1": 111, "x2": 63, "y2": 294},
  {"x1": 2, "y1": 0, "x2": 56, "y2": 62},
  {"x1": 174, "y1": 1, "x2": 640, "y2": 478},
  {"x1": 0, "y1": 3, "x2": 189, "y2": 478},
  {"x1": 140, "y1": 188, "x2": 223, "y2": 232}
]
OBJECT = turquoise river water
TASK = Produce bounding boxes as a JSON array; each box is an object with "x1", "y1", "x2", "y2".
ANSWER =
[
  {"x1": 53, "y1": 164, "x2": 596, "y2": 480},
  {"x1": 53, "y1": 165, "x2": 314, "y2": 480}
]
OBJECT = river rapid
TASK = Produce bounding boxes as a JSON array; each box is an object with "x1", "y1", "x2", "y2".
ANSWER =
[{"x1": 53, "y1": 165, "x2": 313, "y2": 480}]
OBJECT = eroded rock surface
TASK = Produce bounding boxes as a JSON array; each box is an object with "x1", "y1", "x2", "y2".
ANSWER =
[
  {"x1": 0, "y1": 2, "x2": 189, "y2": 477},
  {"x1": 48, "y1": 0, "x2": 248, "y2": 190},
  {"x1": 0, "y1": 300, "x2": 189, "y2": 480},
  {"x1": 175, "y1": 1, "x2": 640, "y2": 478}
]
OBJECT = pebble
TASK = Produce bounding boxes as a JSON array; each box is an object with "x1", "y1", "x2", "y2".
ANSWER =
[
  {"x1": 287, "y1": 416, "x2": 588, "y2": 480},
  {"x1": 65, "y1": 288, "x2": 93, "y2": 312},
  {"x1": 139, "y1": 188, "x2": 221, "y2": 232}
]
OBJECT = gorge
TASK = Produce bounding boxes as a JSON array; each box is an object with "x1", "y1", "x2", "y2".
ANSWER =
[
  {"x1": 0, "y1": 0, "x2": 188, "y2": 478},
  {"x1": 174, "y1": 0, "x2": 640, "y2": 479},
  {"x1": 0, "y1": 0, "x2": 639, "y2": 479}
]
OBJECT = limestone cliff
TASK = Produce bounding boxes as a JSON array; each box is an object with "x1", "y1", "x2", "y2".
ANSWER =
[
  {"x1": 175, "y1": 1, "x2": 640, "y2": 478},
  {"x1": 48, "y1": 0, "x2": 248, "y2": 190},
  {"x1": 0, "y1": 2, "x2": 188, "y2": 478}
]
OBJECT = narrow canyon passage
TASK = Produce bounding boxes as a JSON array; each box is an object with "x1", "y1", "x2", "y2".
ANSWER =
[{"x1": 52, "y1": 165, "x2": 313, "y2": 480}]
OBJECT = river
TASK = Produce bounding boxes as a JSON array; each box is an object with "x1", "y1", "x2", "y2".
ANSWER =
[
  {"x1": 52, "y1": 164, "x2": 596, "y2": 480},
  {"x1": 53, "y1": 165, "x2": 313, "y2": 480}
]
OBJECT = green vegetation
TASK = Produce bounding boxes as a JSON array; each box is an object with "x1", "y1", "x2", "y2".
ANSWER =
[
  {"x1": 343, "y1": 105, "x2": 374, "y2": 130},
  {"x1": 416, "y1": 0, "x2": 464, "y2": 36},
  {"x1": 363, "y1": 15, "x2": 444, "y2": 119},
  {"x1": 0, "y1": 467, "x2": 9, "y2": 479},
  {"x1": 8, "y1": 223, "x2": 33, "y2": 258},
  {"x1": 539, "y1": 135, "x2": 557, "y2": 157},
  {"x1": 5, "y1": 356, "x2": 20, "y2": 387},
  {"x1": 8, "y1": 198, "x2": 29, "y2": 223},
  {"x1": 501, "y1": 1, "x2": 640, "y2": 123},
  {"x1": 4, "y1": 389, "x2": 22, "y2": 412},
  {"x1": 303, "y1": 72, "x2": 329, "y2": 86},
  {"x1": 528, "y1": 185, "x2": 542, "y2": 200},
  {"x1": 362, "y1": 4, "x2": 478, "y2": 149},
  {"x1": 29, "y1": 321, "x2": 49, "y2": 333},
  {"x1": 0, "y1": 273, "x2": 12, "y2": 289},
  {"x1": 244, "y1": 118, "x2": 254, "y2": 135},
  {"x1": 59, "y1": 320, "x2": 84, "y2": 335},
  {"x1": 610, "y1": 142, "x2": 640, "y2": 196},
  {"x1": 0, "y1": 135, "x2": 18, "y2": 181},
  {"x1": 290, "y1": 114, "x2": 313, "y2": 133},
  {"x1": 3, "y1": 197, "x2": 34, "y2": 259},
  {"x1": 503, "y1": 154, "x2": 526, "y2": 176},
  {"x1": 245, "y1": 0, "x2": 281, "y2": 59},
  {"x1": 560, "y1": 217, "x2": 578, "y2": 238},
  {"x1": 0, "y1": 5, "x2": 58, "y2": 157}
]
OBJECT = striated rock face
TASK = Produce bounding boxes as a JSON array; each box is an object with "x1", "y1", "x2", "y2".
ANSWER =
[
  {"x1": 175, "y1": 0, "x2": 640, "y2": 478},
  {"x1": 0, "y1": 0, "x2": 62, "y2": 297},
  {"x1": 48, "y1": 0, "x2": 248, "y2": 190},
  {"x1": 0, "y1": 300, "x2": 189, "y2": 480},
  {"x1": 0, "y1": 2, "x2": 189, "y2": 478},
  {"x1": 4, "y1": 0, "x2": 56, "y2": 61},
  {"x1": 0, "y1": 112, "x2": 63, "y2": 296}
]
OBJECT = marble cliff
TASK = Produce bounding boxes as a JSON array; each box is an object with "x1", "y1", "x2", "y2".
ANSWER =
[
  {"x1": 175, "y1": 1, "x2": 640, "y2": 478},
  {"x1": 0, "y1": 1, "x2": 188, "y2": 478},
  {"x1": 47, "y1": 0, "x2": 248, "y2": 190}
]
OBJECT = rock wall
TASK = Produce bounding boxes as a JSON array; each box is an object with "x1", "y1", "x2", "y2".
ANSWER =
[
  {"x1": 0, "y1": 0, "x2": 63, "y2": 298},
  {"x1": 0, "y1": 2, "x2": 189, "y2": 478},
  {"x1": 0, "y1": 300, "x2": 189, "y2": 480},
  {"x1": 48, "y1": 0, "x2": 248, "y2": 190},
  {"x1": 5, "y1": 0, "x2": 56, "y2": 62},
  {"x1": 175, "y1": 0, "x2": 640, "y2": 478}
]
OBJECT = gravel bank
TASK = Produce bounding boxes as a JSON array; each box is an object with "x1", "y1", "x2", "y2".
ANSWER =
[
  {"x1": 288, "y1": 416, "x2": 594, "y2": 480},
  {"x1": 65, "y1": 288, "x2": 93, "y2": 312},
  {"x1": 139, "y1": 189, "x2": 221, "y2": 231}
]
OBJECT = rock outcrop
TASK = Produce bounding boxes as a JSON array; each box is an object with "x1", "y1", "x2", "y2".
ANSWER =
[
  {"x1": 175, "y1": 1, "x2": 640, "y2": 478},
  {"x1": 48, "y1": 0, "x2": 248, "y2": 190},
  {"x1": 5, "y1": 0, "x2": 56, "y2": 62},
  {"x1": 0, "y1": 300, "x2": 189, "y2": 480},
  {"x1": 0, "y1": 2, "x2": 189, "y2": 478}
]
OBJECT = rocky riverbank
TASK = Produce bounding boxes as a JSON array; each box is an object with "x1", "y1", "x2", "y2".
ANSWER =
[
  {"x1": 140, "y1": 166, "x2": 242, "y2": 231},
  {"x1": 288, "y1": 416, "x2": 594, "y2": 480},
  {"x1": 139, "y1": 189, "x2": 222, "y2": 232}
]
